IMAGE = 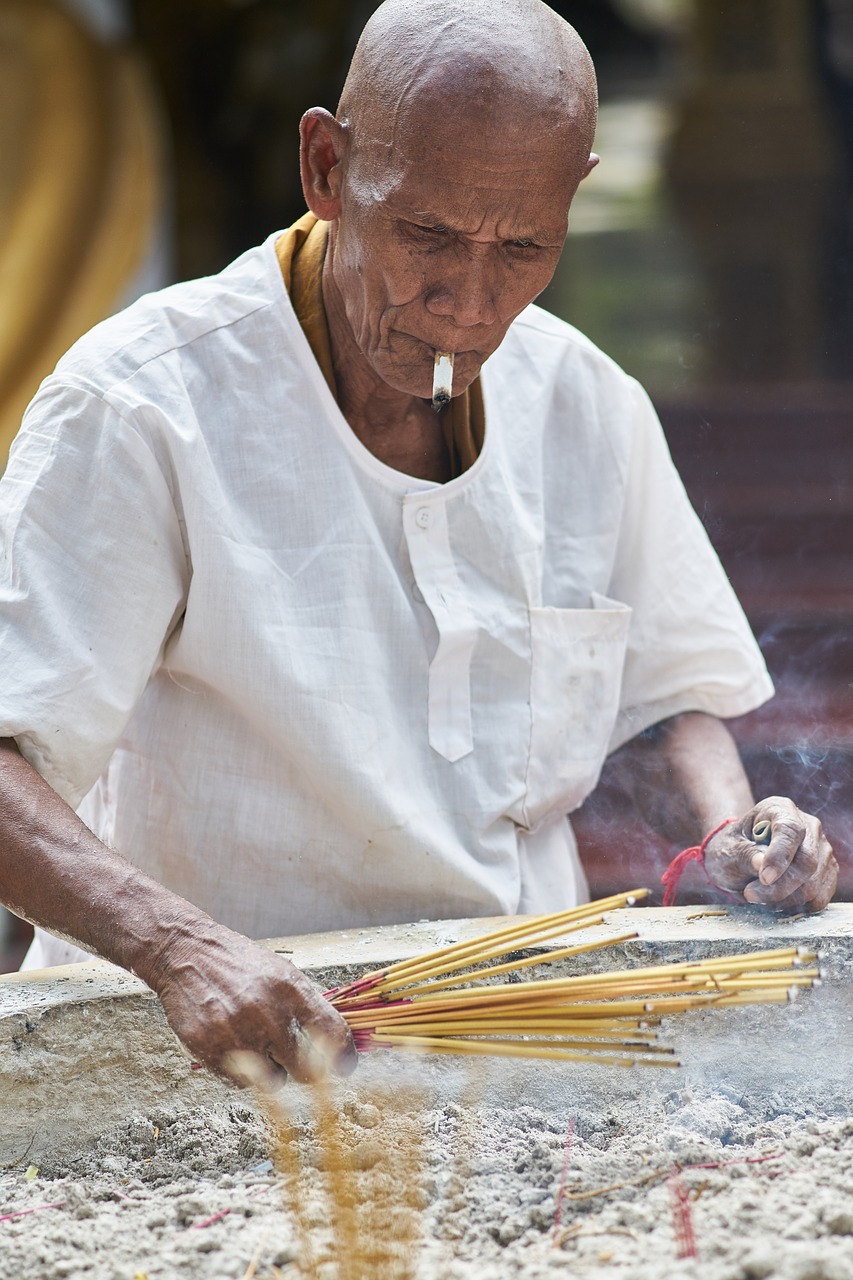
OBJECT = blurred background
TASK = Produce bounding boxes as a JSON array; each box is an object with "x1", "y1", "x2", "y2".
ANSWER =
[{"x1": 1, "y1": 0, "x2": 851, "y2": 967}]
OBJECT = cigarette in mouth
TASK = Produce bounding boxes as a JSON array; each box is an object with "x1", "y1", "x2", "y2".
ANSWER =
[{"x1": 432, "y1": 351, "x2": 454, "y2": 411}]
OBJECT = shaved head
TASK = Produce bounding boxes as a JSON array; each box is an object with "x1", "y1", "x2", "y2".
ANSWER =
[
  {"x1": 338, "y1": 0, "x2": 597, "y2": 186},
  {"x1": 299, "y1": 0, "x2": 599, "y2": 415}
]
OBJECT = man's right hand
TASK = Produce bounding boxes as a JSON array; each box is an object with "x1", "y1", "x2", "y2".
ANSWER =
[
  {"x1": 0, "y1": 737, "x2": 357, "y2": 1090},
  {"x1": 136, "y1": 920, "x2": 358, "y2": 1088}
]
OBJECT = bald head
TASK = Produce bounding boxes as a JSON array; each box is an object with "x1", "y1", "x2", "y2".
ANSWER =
[
  {"x1": 299, "y1": 0, "x2": 599, "y2": 405},
  {"x1": 338, "y1": 0, "x2": 597, "y2": 181}
]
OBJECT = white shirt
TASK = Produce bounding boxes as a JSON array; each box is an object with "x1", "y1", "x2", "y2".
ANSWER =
[{"x1": 0, "y1": 234, "x2": 773, "y2": 968}]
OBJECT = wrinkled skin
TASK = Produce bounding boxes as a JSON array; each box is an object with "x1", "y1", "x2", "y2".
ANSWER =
[
  {"x1": 307, "y1": 101, "x2": 590, "y2": 402},
  {"x1": 0, "y1": 738, "x2": 357, "y2": 1088},
  {"x1": 147, "y1": 921, "x2": 358, "y2": 1088},
  {"x1": 300, "y1": 2, "x2": 598, "y2": 481},
  {"x1": 706, "y1": 797, "x2": 837, "y2": 913}
]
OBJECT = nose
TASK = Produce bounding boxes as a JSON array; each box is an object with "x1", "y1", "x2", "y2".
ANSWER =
[{"x1": 424, "y1": 250, "x2": 499, "y2": 328}]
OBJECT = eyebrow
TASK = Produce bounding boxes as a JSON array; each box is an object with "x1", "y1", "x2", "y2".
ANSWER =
[
  {"x1": 408, "y1": 211, "x2": 454, "y2": 233},
  {"x1": 401, "y1": 208, "x2": 559, "y2": 243}
]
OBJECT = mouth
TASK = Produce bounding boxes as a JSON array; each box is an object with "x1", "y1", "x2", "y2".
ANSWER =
[
  {"x1": 393, "y1": 331, "x2": 478, "y2": 359},
  {"x1": 377, "y1": 332, "x2": 485, "y2": 399}
]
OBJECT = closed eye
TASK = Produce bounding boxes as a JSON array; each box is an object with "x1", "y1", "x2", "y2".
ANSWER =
[
  {"x1": 399, "y1": 220, "x2": 451, "y2": 248},
  {"x1": 407, "y1": 220, "x2": 450, "y2": 236}
]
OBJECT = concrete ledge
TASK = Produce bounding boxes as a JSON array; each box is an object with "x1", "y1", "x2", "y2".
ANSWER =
[{"x1": 2, "y1": 905, "x2": 852, "y2": 1165}]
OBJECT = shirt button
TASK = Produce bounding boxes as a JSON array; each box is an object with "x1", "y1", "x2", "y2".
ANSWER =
[{"x1": 415, "y1": 507, "x2": 432, "y2": 529}]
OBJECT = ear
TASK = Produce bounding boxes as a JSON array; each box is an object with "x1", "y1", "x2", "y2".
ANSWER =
[{"x1": 300, "y1": 108, "x2": 347, "y2": 221}]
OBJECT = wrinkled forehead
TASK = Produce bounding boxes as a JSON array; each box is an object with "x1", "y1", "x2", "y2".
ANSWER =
[
  {"x1": 340, "y1": 136, "x2": 577, "y2": 255},
  {"x1": 345, "y1": 71, "x2": 590, "y2": 196},
  {"x1": 356, "y1": 54, "x2": 583, "y2": 140}
]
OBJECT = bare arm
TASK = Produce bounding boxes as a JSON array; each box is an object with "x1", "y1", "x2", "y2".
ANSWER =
[
  {"x1": 608, "y1": 712, "x2": 837, "y2": 912},
  {"x1": 0, "y1": 738, "x2": 356, "y2": 1086}
]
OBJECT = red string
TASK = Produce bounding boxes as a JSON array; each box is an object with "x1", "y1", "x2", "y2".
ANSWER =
[
  {"x1": 668, "y1": 1168, "x2": 698, "y2": 1259},
  {"x1": 660, "y1": 817, "x2": 737, "y2": 907},
  {"x1": 551, "y1": 1117, "x2": 576, "y2": 1247}
]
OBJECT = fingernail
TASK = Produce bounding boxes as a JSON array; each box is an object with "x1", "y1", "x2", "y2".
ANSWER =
[{"x1": 222, "y1": 1049, "x2": 269, "y2": 1088}]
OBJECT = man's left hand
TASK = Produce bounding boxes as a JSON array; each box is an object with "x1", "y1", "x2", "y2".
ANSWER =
[{"x1": 704, "y1": 796, "x2": 838, "y2": 913}]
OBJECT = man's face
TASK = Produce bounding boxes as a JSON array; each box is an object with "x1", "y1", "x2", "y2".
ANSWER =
[{"x1": 328, "y1": 102, "x2": 589, "y2": 399}]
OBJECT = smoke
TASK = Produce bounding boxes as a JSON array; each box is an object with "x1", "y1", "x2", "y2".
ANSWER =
[
  {"x1": 347, "y1": 979, "x2": 853, "y2": 1119},
  {"x1": 742, "y1": 617, "x2": 853, "y2": 874}
]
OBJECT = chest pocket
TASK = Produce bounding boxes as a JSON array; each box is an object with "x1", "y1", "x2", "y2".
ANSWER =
[{"x1": 517, "y1": 593, "x2": 631, "y2": 832}]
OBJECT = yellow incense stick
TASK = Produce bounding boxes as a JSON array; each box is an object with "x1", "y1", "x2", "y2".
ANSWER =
[
  {"x1": 342, "y1": 969, "x2": 812, "y2": 1025},
  {"x1": 371, "y1": 1020, "x2": 660, "y2": 1038},
  {"x1": 372, "y1": 1033, "x2": 683, "y2": 1068},
  {"x1": 373, "y1": 1030, "x2": 674, "y2": 1054},
  {"x1": 364, "y1": 914, "x2": 611, "y2": 999},
  {"x1": 393, "y1": 931, "x2": 640, "y2": 1000},
  {"x1": 338, "y1": 890, "x2": 649, "y2": 995}
]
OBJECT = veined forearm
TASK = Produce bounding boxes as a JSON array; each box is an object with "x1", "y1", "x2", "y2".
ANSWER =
[
  {"x1": 0, "y1": 737, "x2": 357, "y2": 1081},
  {"x1": 0, "y1": 737, "x2": 202, "y2": 983},
  {"x1": 609, "y1": 712, "x2": 754, "y2": 846}
]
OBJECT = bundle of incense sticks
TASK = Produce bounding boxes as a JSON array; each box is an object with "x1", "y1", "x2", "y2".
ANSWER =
[{"x1": 325, "y1": 890, "x2": 821, "y2": 1069}]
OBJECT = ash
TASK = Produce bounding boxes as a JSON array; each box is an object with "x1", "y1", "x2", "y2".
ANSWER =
[{"x1": 2, "y1": 1052, "x2": 853, "y2": 1280}]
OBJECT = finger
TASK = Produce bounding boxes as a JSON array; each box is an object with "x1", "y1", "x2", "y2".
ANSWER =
[
  {"x1": 799, "y1": 846, "x2": 839, "y2": 913},
  {"x1": 286, "y1": 975, "x2": 358, "y2": 1078},
  {"x1": 218, "y1": 1048, "x2": 289, "y2": 1092},
  {"x1": 750, "y1": 820, "x2": 806, "y2": 885},
  {"x1": 267, "y1": 1016, "x2": 333, "y2": 1085},
  {"x1": 744, "y1": 872, "x2": 807, "y2": 909},
  {"x1": 746, "y1": 876, "x2": 823, "y2": 915},
  {"x1": 744, "y1": 838, "x2": 836, "y2": 910},
  {"x1": 301, "y1": 1006, "x2": 358, "y2": 1077}
]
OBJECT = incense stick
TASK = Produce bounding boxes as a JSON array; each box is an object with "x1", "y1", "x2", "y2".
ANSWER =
[{"x1": 372, "y1": 1033, "x2": 683, "y2": 1068}]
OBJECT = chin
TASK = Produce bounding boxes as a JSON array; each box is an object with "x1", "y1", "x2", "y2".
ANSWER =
[{"x1": 372, "y1": 354, "x2": 434, "y2": 400}]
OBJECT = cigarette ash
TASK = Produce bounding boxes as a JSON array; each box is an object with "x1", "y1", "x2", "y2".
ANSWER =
[{"x1": 4, "y1": 1050, "x2": 853, "y2": 1280}]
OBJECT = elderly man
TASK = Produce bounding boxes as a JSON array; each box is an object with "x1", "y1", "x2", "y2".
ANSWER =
[{"x1": 0, "y1": 0, "x2": 837, "y2": 1085}]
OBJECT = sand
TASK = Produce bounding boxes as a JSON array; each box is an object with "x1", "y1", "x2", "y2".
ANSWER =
[{"x1": 3, "y1": 1045, "x2": 853, "y2": 1280}]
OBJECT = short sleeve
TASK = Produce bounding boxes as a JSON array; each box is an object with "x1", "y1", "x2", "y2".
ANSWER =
[
  {"x1": 606, "y1": 379, "x2": 774, "y2": 750},
  {"x1": 0, "y1": 378, "x2": 188, "y2": 806}
]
